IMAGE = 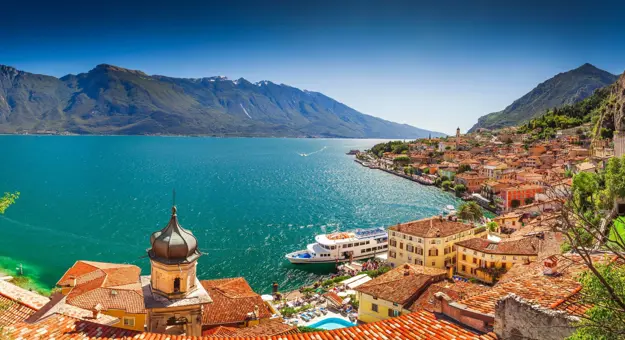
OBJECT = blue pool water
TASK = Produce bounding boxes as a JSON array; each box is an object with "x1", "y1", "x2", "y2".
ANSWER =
[{"x1": 308, "y1": 317, "x2": 357, "y2": 330}]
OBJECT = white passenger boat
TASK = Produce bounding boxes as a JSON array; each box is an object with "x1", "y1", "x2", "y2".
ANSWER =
[{"x1": 285, "y1": 227, "x2": 388, "y2": 264}]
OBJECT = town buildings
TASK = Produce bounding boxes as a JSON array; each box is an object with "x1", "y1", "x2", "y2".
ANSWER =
[
  {"x1": 455, "y1": 236, "x2": 541, "y2": 283},
  {"x1": 354, "y1": 264, "x2": 446, "y2": 323},
  {"x1": 387, "y1": 216, "x2": 488, "y2": 269}
]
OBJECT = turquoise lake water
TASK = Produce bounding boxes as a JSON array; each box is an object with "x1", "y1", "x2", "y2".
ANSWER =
[{"x1": 0, "y1": 136, "x2": 461, "y2": 293}]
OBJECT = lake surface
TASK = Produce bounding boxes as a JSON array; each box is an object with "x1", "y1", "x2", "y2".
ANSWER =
[{"x1": 0, "y1": 136, "x2": 461, "y2": 293}]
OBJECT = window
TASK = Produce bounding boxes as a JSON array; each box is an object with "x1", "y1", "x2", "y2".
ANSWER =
[
  {"x1": 461, "y1": 265, "x2": 466, "y2": 272},
  {"x1": 502, "y1": 256, "x2": 507, "y2": 260},
  {"x1": 431, "y1": 261, "x2": 435, "y2": 266},
  {"x1": 371, "y1": 304, "x2": 378, "y2": 312},
  {"x1": 173, "y1": 277, "x2": 181, "y2": 292},
  {"x1": 366, "y1": 248, "x2": 371, "y2": 252},
  {"x1": 409, "y1": 236, "x2": 413, "y2": 241},
  {"x1": 436, "y1": 240, "x2": 441, "y2": 244},
  {"x1": 408, "y1": 255, "x2": 412, "y2": 261},
  {"x1": 361, "y1": 249, "x2": 365, "y2": 254},
  {"x1": 342, "y1": 244, "x2": 347, "y2": 248},
  {"x1": 462, "y1": 254, "x2": 466, "y2": 261},
  {"x1": 388, "y1": 309, "x2": 400, "y2": 317},
  {"x1": 399, "y1": 242, "x2": 404, "y2": 250},
  {"x1": 331, "y1": 246, "x2": 336, "y2": 250},
  {"x1": 348, "y1": 243, "x2": 353, "y2": 247},
  {"x1": 473, "y1": 258, "x2": 477, "y2": 264},
  {"x1": 123, "y1": 317, "x2": 135, "y2": 327},
  {"x1": 366, "y1": 241, "x2": 370, "y2": 244},
  {"x1": 392, "y1": 232, "x2": 396, "y2": 236}
]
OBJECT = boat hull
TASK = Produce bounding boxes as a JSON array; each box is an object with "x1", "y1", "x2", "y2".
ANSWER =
[{"x1": 285, "y1": 252, "x2": 382, "y2": 264}]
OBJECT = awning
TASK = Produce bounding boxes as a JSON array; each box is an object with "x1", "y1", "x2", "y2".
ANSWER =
[
  {"x1": 347, "y1": 276, "x2": 372, "y2": 289},
  {"x1": 339, "y1": 274, "x2": 368, "y2": 286}
]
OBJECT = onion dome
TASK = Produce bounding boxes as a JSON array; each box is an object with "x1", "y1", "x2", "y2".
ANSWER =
[{"x1": 148, "y1": 206, "x2": 201, "y2": 264}]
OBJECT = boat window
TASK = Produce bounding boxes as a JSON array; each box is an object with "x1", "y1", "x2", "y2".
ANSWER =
[
  {"x1": 366, "y1": 248, "x2": 371, "y2": 252},
  {"x1": 361, "y1": 249, "x2": 365, "y2": 254},
  {"x1": 348, "y1": 243, "x2": 353, "y2": 247},
  {"x1": 366, "y1": 241, "x2": 370, "y2": 244},
  {"x1": 330, "y1": 246, "x2": 336, "y2": 250},
  {"x1": 343, "y1": 244, "x2": 348, "y2": 248}
]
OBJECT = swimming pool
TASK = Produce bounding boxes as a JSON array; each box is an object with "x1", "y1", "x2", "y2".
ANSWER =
[{"x1": 308, "y1": 317, "x2": 357, "y2": 330}]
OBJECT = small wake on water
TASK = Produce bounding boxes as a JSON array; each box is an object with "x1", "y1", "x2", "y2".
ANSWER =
[{"x1": 296, "y1": 146, "x2": 327, "y2": 157}]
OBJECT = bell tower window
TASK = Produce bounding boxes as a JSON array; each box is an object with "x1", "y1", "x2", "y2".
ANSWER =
[{"x1": 174, "y1": 277, "x2": 181, "y2": 292}]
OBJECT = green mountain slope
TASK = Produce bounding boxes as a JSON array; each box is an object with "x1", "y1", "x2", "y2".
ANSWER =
[
  {"x1": 469, "y1": 63, "x2": 618, "y2": 132},
  {"x1": 0, "y1": 64, "x2": 444, "y2": 138}
]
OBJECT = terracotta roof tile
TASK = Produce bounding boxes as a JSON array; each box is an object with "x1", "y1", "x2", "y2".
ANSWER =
[
  {"x1": 455, "y1": 236, "x2": 541, "y2": 256},
  {"x1": 0, "y1": 295, "x2": 38, "y2": 327},
  {"x1": 61, "y1": 261, "x2": 145, "y2": 314},
  {"x1": 389, "y1": 217, "x2": 476, "y2": 238},
  {"x1": 7, "y1": 309, "x2": 496, "y2": 340},
  {"x1": 201, "y1": 278, "x2": 273, "y2": 327},
  {"x1": 458, "y1": 254, "x2": 609, "y2": 316},
  {"x1": 356, "y1": 264, "x2": 446, "y2": 306}
]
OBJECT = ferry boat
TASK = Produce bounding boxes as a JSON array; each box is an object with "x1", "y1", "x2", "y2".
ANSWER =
[{"x1": 285, "y1": 227, "x2": 388, "y2": 264}]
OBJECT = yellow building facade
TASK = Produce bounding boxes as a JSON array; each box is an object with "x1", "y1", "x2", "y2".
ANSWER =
[
  {"x1": 355, "y1": 264, "x2": 446, "y2": 323},
  {"x1": 387, "y1": 217, "x2": 487, "y2": 270},
  {"x1": 455, "y1": 237, "x2": 539, "y2": 284},
  {"x1": 104, "y1": 309, "x2": 147, "y2": 331},
  {"x1": 357, "y1": 292, "x2": 407, "y2": 323}
]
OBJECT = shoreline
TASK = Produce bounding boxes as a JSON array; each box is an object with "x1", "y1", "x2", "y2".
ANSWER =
[
  {"x1": 0, "y1": 256, "x2": 51, "y2": 296},
  {"x1": 0, "y1": 133, "x2": 431, "y2": 140},
  {"x1": 353, "y1": 155, "x2": 499, "y2": 216}
]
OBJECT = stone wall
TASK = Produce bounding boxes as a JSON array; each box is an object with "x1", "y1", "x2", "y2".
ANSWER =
[{"x1": 494, "y1": 294, "x2": 577, "y2": 340}]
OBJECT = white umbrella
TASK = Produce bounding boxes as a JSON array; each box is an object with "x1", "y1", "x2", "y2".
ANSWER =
[
  {"x1": 261, "y1": 294, "x2": 274, "y2": 301},
  {"x1": 337, "y1": 292, "x2": 348, "y2": 297},
  {"x1": 345, "y1": 290, "x2": 357, "y2": 296},
  {"x1": 342, "y1": 297, "x2": 351, "y2": 305}
]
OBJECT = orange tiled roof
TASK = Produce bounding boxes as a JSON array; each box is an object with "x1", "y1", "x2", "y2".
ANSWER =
[
  {"x1": 203, "y1": 319, "x2": 298, "y2": 337},
  {"x1": 0, "y1": 294, "x2": 38, "y2": 327},
  {"x1": 61, "y1": 261, "x2": 145, "y2": 314},
  {"x1": 355, "y1": 264, "x2": 446, "y2": 305},
  {"x1": 407, "y1": 280, "x2": 491, "y2": 313},
  {"x1": 458, "y1": 254, "x2": 608, "y2": 316},
  {"x1": 455, "y1": 236, "x2": 541, "y2": 256},
  {"x1": 201, "y1": 278, "x2": 272, "y2": 327},
  {"x1": 389, "y1": 217, "x2": 476, "y2": 238},
  {"x1": 7, "y1": 309, "x2": 497, "y2": 340}
]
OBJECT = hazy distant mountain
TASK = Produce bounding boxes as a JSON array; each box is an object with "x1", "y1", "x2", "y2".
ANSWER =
[
  {"x1": 0, "y1": 64, "x2": 444, "y2": 138},
  {"x1": 469, "y1": 63, "x2": 618, "y2": 132}
]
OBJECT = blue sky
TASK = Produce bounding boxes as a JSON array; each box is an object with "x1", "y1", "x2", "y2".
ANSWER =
[{"x1": 1, "y1": 0, "x2": 624, "y2": 134}]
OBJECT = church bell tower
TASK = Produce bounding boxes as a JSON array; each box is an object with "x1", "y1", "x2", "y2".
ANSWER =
[{"x1": 144, "y1": 205, "x2": 211, "y2": 336}]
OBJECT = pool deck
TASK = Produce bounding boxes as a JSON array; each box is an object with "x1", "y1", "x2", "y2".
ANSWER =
[{"x1": 299, "y1": 310, "x2": 354, "y2": 327}]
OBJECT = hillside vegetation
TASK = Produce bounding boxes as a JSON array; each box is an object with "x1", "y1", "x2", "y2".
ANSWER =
[{"x1": 470, "y1": 63, "x2": 618, "y2": 132}]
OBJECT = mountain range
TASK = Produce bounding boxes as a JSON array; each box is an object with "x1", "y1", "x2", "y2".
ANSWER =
[
  {"x1": 0, "y1": 64, "x2": 444, "y2": 138},
  {"x1": 469, "y1": 63, "x2": 618, "y2": 132}
]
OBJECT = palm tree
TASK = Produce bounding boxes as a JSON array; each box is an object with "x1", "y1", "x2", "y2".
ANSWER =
[{"x1": 457, "y1": 201, "x2": 483, "y2": 222}]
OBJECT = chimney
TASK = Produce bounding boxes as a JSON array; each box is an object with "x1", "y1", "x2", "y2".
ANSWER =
[
  {"x1": 254, "y1": 305, "x2": 260, "y2": 319},
  {"x1": 92, "y1": 303, "x2": 103, "y2": 319},
  {"x1": 543, "y1": 256, "x2": 558, "y2": 275},
  {"x1": 403, "y1": 264, "x2": 410, "y2": 276}
]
